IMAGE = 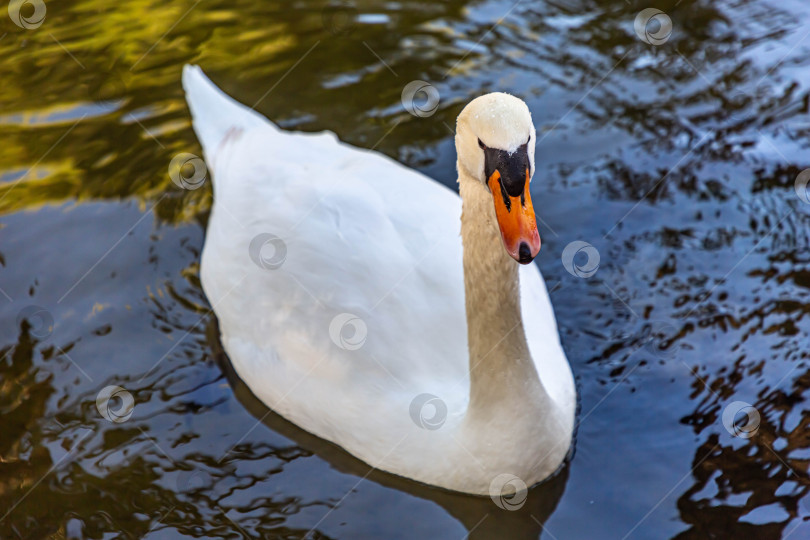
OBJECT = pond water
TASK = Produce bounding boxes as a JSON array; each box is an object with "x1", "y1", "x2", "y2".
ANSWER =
[{"x1": 3, "y1": 0, "x2": 810, "y2": 538}]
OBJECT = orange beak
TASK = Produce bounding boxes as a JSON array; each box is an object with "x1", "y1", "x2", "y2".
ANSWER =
[{"x1": 487, "y1": 168, "x2": 541, "y2": 264}]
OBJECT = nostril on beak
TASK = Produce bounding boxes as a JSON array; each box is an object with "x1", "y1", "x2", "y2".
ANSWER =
[{"x1": 518, "y1": 242, "x2": 533, "y2": 264}]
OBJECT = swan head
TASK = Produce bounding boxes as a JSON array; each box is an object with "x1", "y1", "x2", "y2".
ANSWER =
[{"x1": 455, "y1": 93, "x2": 540, "y2": 264}]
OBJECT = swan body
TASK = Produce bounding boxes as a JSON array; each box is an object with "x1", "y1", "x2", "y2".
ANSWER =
[{"x1": 182, "y1": 65, "x2": 575, "y2": 495}]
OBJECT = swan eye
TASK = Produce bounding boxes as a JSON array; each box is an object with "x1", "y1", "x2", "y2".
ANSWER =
[{"x1": 478, "y1": 138, "x2": 486, "y2": 149}]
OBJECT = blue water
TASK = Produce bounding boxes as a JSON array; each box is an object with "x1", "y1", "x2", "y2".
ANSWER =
[{"x1": 3, "y1": 0, "x2": 810, "y2": 538}]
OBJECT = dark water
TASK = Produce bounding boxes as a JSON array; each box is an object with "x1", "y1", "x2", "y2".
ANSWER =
[{"x1": 3, "y1": 0, "x2": 810, "y2": 537}]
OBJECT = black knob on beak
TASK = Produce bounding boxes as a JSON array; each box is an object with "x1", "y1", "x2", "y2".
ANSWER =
[{"x1": 518, "y1": 242, "x2": 534, "y2": 264}]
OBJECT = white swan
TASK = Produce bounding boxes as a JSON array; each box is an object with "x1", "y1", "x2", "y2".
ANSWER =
[{"x1": 182, "y1": 65, "x2": 575, "y2": 495}]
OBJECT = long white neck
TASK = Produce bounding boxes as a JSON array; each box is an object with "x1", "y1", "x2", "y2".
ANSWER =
[{"x1": 457, "y1": 165, "x2": 549, "y2": 419}]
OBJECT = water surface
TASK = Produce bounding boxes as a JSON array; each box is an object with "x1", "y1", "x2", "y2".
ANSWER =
[{"x1": 3, "y1": 0, "x2": 810, "y2": 538}]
